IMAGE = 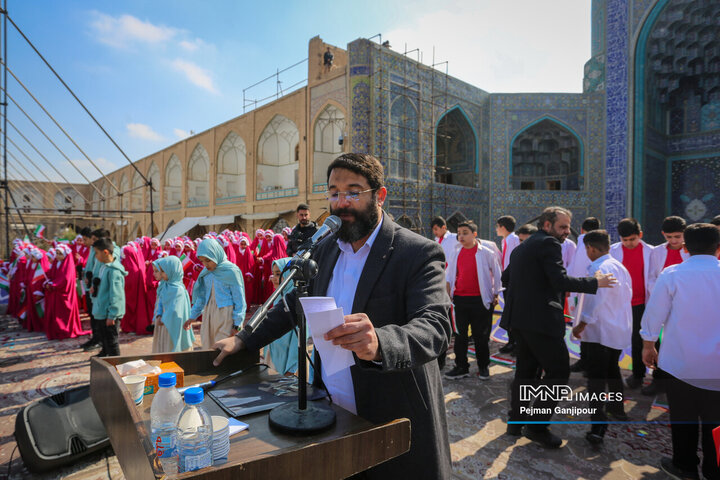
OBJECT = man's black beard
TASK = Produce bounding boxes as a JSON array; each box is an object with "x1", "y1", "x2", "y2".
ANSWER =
[{"x1": 332, "y1": 198, "x2": 380, "y2": 243}]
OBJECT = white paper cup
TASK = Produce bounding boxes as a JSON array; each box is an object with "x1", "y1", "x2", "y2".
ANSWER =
[
  {"x1": 123, "y1": 375, "x2": 146, "y2": 405},
  {"x1": 211, "y1": 416, "x2": 230, "y2": 464}
]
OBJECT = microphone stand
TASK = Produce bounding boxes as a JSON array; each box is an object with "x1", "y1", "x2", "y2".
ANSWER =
[{"x1": 244, "y1": 242, "x2": 336, "y2": 434}]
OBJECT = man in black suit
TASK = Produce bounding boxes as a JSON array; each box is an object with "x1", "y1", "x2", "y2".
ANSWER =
[
  {"x1": 501, "y1": 206, "x2": 616, "y2": 448},
  {"x1": 214, "y1": 153, "x2": 453, "y2": 479}
]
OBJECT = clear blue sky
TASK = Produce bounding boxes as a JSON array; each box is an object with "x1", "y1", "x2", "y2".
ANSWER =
[{"x1": 5, "y1": 0, "x2": 590, "y2": 183}]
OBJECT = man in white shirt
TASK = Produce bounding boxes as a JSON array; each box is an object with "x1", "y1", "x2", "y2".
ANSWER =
[
  {"x1": 496, "y1": 215, "x2": 520, "y2": 271},
  {"x1": 567, "y1": 217, "x2": 601, "y2": 374},
  {"x1": 572, "y1": 230, "x2": 632, "y2": 445},
  {"x1": 640, "y1": 223, "x2": 720, "y2": 480}
]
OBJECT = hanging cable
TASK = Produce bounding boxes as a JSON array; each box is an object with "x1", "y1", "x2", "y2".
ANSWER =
[
  {"x1": 3, "y1": 126, "x2": 93, "y2": 202},
  {"x1": 3, "y1": 134, "x2": 89, "y2": 202},
  {"x1": 0, "y1": 66, "x2": 118, "y2": 193},
  {"x1": 3, "y1": 16, "x2": 150, "y2": 184},
  {"x1": 0, "y1": 92, "x2": 106, "y2": 192}
]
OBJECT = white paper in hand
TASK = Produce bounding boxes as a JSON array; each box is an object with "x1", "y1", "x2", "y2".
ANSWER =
[{"x1": 299, "y1": 297, "x2": 355, "y2": 376}]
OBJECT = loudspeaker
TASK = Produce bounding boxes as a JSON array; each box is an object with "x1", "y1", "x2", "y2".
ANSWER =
[{"x1": 14, "y1": 384, "x2": 110, "y2": 473}]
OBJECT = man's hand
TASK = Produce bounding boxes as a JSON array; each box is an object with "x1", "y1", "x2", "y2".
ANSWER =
[
  {"x1": 324, "y1": 313, "x2": 380, "y2": 362},
  {"x1": 155, "y1": 315, "x2": 162, "y2": 326},
  {"x1": 105, "y1": 318, "x2": 115, "y2": 327},
  {"x1": 594, "y1": 271, "x2": 617, "y2": 288},
  {"x1": 572, "y1": 322, "x2": 586, "y2": 339},
  {"x1": 213, "y1": 336, "x2": 245, "y2": 366},
  {"x1": 642, "y1": 340, "x2": 658, "y2": 368},
  {"x1": 183, "y1": 319, "x2": 194, "y2": 330}
]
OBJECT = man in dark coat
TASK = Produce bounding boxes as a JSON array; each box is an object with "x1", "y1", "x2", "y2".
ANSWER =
[
  {"x1": 214, "y1": 153, "x2": 452, "y2": 479},
  {"x1": 286, "y1": 203, "x2": 318, "y2": 256},
  {"x1": 501, "y1": 206, "x2": 616, "y2": 448}
]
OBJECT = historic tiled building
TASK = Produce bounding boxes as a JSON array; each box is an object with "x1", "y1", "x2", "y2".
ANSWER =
[{"x1": 11, "y1": 0, "x2": 717, "y2": 246}]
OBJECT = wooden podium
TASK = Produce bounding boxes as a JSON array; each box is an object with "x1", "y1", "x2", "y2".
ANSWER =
[{"x1": 90, "y1": 350, "x2": 410, "y2": 479}]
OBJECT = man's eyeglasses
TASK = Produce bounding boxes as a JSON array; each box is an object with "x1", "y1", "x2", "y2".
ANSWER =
[{"x1": 325, "y1": 188, "x2": 375, "y2": 203}]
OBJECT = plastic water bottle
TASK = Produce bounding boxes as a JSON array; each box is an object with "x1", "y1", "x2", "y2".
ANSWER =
[
  {"x1": 150, "y1": 372, "x2": 183, "y2": 477},
  {"x1": 176, "y1": 387, "x2": 213, "y2": 473}
]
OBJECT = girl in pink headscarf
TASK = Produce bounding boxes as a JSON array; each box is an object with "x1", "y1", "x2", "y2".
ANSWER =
[
  {"x1": 44, "y1": 245, "x2": 88, "y2": 340},
  {"x1": 260, "y1": 234, "x2": 287, "y2": 301},
  {"x1": 120, "y1": 244, "x2": 152, "y2": 335},
  {"x1": 236, "y1": 236, "x2": 257, "y2": 304},
  {"x1": 144, "y1": 238, "x2": 162, "y2": 321},
  {"x1": 25, "y1": 248, "x2": 51, "y2": 332},
  {"x1": 7, "y1": 245, "x2": 27, "y2": 319}
]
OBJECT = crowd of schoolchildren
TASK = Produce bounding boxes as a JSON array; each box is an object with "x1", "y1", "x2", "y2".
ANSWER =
[
  {"x1": 434, "y1": 212, "x2": 720, "y2": 479},
  {"x1": 3, "y1": 225, "x2": 296, "y2": 366}
]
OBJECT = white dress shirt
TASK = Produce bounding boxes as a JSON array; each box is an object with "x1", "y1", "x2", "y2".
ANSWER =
[
  {"x1": 435, "y1": 231, "x2": 458, "y2": 270},
  {"x1": 647, "y1": 242, "x2": 690, "y2": 295},
  {"x1": 561, "y1": 238, "x2": 577, "y2": 269},
  {"x1": 578, "y1": 254, "x2": 633, "y2": 350},
  {"x1": 567, "y1": 234, "x2": 591, "y2": 318},
  {"x1": 445, "y1": 241, "x2": 503, "y2": 309},
  {"x1": 501, "y1": 233, "x2": 520, "y2": 270},
  {"x1": 481, "y1": 239, "x2": 502, "y2": 267},
  {"x1": 324, "y1": 216, "x2": 384, "y2": 414},
  {"x1": 640, "y1": 255, "x2": 720, "y2": 391}
]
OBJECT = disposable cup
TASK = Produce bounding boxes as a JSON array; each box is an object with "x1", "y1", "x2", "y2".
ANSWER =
[
  {"x1": 123, "y1": 375, "x2": 146, "y2": 406},
  {"x1": 211, "y1": 416, "x2": 230, "y2": 464}
]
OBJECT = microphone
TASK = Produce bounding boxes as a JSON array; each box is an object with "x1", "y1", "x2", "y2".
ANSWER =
[
  {"x1": 294, "y1": 215, "x2": 341, "y2": 258},
  {"x1": 242, "y1": 215, "x2": 341, "y2": 334}
]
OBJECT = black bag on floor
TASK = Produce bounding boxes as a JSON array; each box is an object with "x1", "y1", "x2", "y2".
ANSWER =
[{"x1": 14, "y1": 384, "x2": 110, "y2": 473}]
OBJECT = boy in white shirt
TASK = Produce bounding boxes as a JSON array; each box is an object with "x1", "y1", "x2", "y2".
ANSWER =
[
  {"x1": 445, "y1": 221, "x2": 502, "y2": 380},
  {"x1": 572, "y1": 230, "x2": 632, "y2": 445},
  {"x1": 640, "y1": 223, "x2": 720, "y2": 480},
  {"x1": 647, "y1": 216, "x2": 690, "y2": 295},
  {"x1": 496, "y1": 215, "x2": 520, "y2": 271}
]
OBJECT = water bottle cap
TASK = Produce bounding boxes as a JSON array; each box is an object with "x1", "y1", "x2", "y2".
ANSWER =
[
  {"x1": 184, "y1": 387, "x2": 204, "y2": 404},
  {"x1": 158, "y1": 372, "x2": 176, "y2": 387}
]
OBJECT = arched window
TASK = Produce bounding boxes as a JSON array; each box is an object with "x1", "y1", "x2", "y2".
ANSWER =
[
  {"x1": 188, "y1": 145, "x2": 210, "y2": 207},
  {"x1": 389, "y1": 96, "x2": 418, "y2": 180},
  {"x1": 313, "y1": 105, "x2": 345, "y2": 188},
  {"x1": 147, "y1": 163, "x2": 160, "y2": 210},
  {"x1": 107, "y1": 180, "x2": 118, "y2": 212},
  {"x1": 510, "y1": 118, "x2": 582, "y2": 191},
  {"x1": 131, "y1": 172, "x2": 144, "y2": 210},
  {"x1": 216, "y1": 132, "x2": 246, "y2": 202},
  {"x1": 446, "y1": 211, "x2": 467, "y2": 233},
  {"x1": 119, "y1": 175, "x2": 130, "y2": 211},
  {"x1": 435, "y1": 107, "x2": 477, "y2": 187},
  {"x1": 15, "y1": 185, "x2": 41, "y2": 214},
  {"x1": 100, "y1": 183, "x2": 108, "y2": 213},
  {"x1": 257, "y1": 115, "x2": 299, "y2": 200},
  {"x1": 53, "y1": 188, "x2": 83, "y2": 214},
  {"x1": 165, "y1": 154, "x2": 183, "y2": 209}
]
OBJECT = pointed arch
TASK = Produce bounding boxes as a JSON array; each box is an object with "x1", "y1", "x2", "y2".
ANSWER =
[
  {"x1": 146, "y1": 162, "x2": 160, "y2": 210},
  {"x1": 257, "y1": 114, "x2": 299, "y2": 200},
  {"x1": 446, "y1": 211, "x2": 467, "y2": 233},
  {"x1": 119, "y1": 174, "x2": 130, "y2": 211},
  {"x1": 216, "y1": 131, "x2": 246, "y2": 202},
  {"x1": 53, "y1": 187, "x2": 83, "y2": 214},
  {"x1": 312, "y1": 103, "x2": 346, "y2": 188},
  {"x1": 435, "y1": 105, "x2": 478, "y2": 187},
  {"x1": 131, "y1": 171, "x2": 144, "y2": 211},
  {"x1": 188, "y1": 144, "x2": 210, "y2": 207},
  {"x1": 99, "y1": 182, "x2": 108, "y2": 213},
  {"x1": 165, "y1": 154, "x2": 183, "y2": 209},
  {"x1": 510, "y1": 116, "x2": 583, "y2": 191},
  {"x1": 389, "y1": 96, "x2": 418, "y2": 180}
]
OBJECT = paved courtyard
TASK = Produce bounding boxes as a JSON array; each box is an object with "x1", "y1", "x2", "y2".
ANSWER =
[{"x1": 0, "y1": 312, "x2": 675, "y2": 479}]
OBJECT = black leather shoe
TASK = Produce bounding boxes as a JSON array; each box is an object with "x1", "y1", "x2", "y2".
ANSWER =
[
  {"x1": 625, "y1": 375, "x2": 643, "y2": 389},
  {"x1": 498, "y1": 343, "x2": 514, "y2": 354},
  {"x1": 585, "y1": 431, "x2": 604, "y2": 445},
  {"x1": 524, "y1": 428, "x2": 562, "y2": 448},
  {"x1": 659, "y1": 457, "x2": 699, "y2": 480},
  {"x1": 569, "y1": 361, "x2": 586, "y2": 373},
  {"x1": 83, "y1": 342, "x2": 101, "y2": 352},
  {"x1": 641, "y1": 380, "x2": 664, "y2": 396},
  {"x1": 506, "y1": 423, "x2": 523, "y2": 436},
  {"x1": 92, "y1": 351, "x2": 107, "y2": 358}
]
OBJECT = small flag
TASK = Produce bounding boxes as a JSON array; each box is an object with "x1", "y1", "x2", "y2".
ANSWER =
[
  {"x1": 33, "y1": 224, "x2": 46, "y2": 238},
  {"x1": 34, "y1": 296, "x2": 45, "y2": 318},
  {"x1": 18, "y1": 302, "x2": 28, "y2": 320},
  {"x1": 0, "y1": 273, "x2": 8, "y2": 291},
  {"x1": 23, "y1": 234, "x2": 30, "y2": 243},
  {"x1": 32, "y1": 263, "x2": 46, "y2": 284},
  {"x1": 180, "y1": 254, "x2": 194, "y2": 273}
]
